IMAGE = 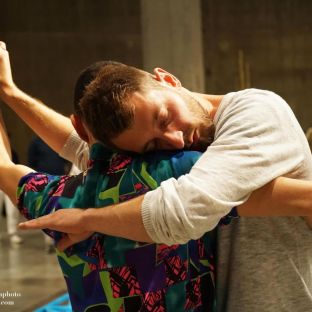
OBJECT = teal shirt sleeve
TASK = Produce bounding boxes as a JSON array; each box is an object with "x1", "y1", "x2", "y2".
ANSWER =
[
  {"x1": 17, "y1": 172, "x2": 62, "y2": 219},
  {"x1": 17, "y1": 172, "x2": 83, "y2": 242}
]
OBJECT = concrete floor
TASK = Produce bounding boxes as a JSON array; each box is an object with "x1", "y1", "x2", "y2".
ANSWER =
[{"x1": 0, "y1": 218, "x2": 67, "y2": 312}]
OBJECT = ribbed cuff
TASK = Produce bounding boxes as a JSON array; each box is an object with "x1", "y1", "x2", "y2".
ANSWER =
[
  {"x1": 141, "y1": 191, "x2": 160, "y2": 243},
  {"x1": 59, "y1": 130, "x2": 81, "y2": 161}
]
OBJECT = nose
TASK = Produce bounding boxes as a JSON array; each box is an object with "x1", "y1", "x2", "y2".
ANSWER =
[{"x1": 160, "y1": 129, "x2": 184, "y2": 149}]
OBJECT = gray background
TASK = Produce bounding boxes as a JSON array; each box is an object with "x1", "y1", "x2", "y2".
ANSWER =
[{"x1": 1, "y1": 0, "x2": 311, "y2": 162}]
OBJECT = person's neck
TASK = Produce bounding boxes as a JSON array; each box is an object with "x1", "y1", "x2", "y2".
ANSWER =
[{"x1": 189, "y1": 90, "x2": 224, "y2": 120}]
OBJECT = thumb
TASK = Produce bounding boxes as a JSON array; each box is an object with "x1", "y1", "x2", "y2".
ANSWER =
[
  {"x1": 56, "y1": 232, "x2": 93, "y2": 251},
  {"x1": 57, "y1": 235, "x2": 74, "y2": 251}
]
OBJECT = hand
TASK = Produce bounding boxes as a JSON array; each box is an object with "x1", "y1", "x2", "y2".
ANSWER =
[
  {"x1": 19, "y1": 208, "x2": 93, "y2": 251},
  {"x1": 0, "y1": 41, "x2": 15, "y2": 95}
]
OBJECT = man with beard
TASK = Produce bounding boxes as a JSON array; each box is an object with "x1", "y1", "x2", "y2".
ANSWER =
[
  {"x1": 24, "y1": 63, "x2": 312, "y2": 312},
  {"x1": 1, "y1": 41, "x2": 312, "y2": 311},
  {"x1": 0, "y1": 59, "x2": 223, "y2": 311}
]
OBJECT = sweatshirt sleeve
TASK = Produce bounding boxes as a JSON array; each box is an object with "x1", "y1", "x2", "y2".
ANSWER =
[
  {"x1": 142, "y1": 89, "x2": 305, "y2": 245},
  {"x1": 59, "y1": 130, "x2": 89, "y2": 171}
]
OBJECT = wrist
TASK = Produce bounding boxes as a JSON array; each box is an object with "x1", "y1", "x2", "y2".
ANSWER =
[
  {"x1": 0, "y1": 83, "x2": 19, "y2": 101},
  {"x1": 82, "y1": 208, "x2": 97, "y2": 232}
]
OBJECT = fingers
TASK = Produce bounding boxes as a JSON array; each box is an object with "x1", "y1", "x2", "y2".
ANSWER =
[
  {"x1": 0, "y1": 41, "x2": 8, "y2": 57},
  {"x1": 0, "y1": 40, "x2": 14, "y2": 92},
  {"x1": 0, "y1": 42, "x2": 7, "y2": 50},
  {"x1": 19, "y1": 215, "x2": 53, "y2": 230},
  {"x1": 57, "y1": 235, "x2": 74, "y2": 251},
  {"x1": 18, "y1": 209, "x2": 85, "y2": 233}
]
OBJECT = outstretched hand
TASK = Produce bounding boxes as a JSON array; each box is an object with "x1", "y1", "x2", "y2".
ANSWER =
[
  {"x1": 0, "y1": 41, "x2": 15, "y2": 95},
  {"x1": 19, "y1": 208, "x2": 93, "y2": 251}
]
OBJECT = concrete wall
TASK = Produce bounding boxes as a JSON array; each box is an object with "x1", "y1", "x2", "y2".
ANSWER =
[
  {"x1": 202, "y1": 0, "x2": 312, "y2": 131},
  {"x1": 141, "y1": 0, "x2": 205, "y2": 92},
  {"x1": 0, "y1": 0, "x2": 142, "y2": 163},
  {"x1": 1, "y1": 0, "x2": 312, "y2": 162}
]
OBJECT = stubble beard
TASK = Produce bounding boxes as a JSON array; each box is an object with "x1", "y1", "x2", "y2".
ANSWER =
[{"x1": 181, "y1": 90, "x2": 215, "y2": 151}]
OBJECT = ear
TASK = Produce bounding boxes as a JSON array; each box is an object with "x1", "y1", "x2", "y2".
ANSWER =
[
  {"x1": 153, "y1": 67, "x2": 182, "y2": 87},
  {"x1": 70, "y1": 114, "x2": 90, "y2": 144}
]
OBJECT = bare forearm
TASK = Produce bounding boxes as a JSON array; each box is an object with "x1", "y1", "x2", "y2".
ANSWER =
[
  {"x1": 1, "y1": 86, "x2": 74, "y2": 153},
  {"x1": 0, "y1": 110, "x2": 12, "y2": 159},
  {"x1": 238, "y1": 177, "x2": 312, "y2": 216},
  {"x1": 83, "y1": 195, "x2": 153, "y2": 242},
  {"x1": 83, "y1": 177, "x2": 312, "y2": 241},
  {"x1": 0, "y1": 110, "x2": 33, "y2": 203}
]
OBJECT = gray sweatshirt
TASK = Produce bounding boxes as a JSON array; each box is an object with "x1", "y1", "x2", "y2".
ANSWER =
[
  {"x1": 141, "y1": 89, "x2": 312, "y2": 310},
  {"x1": 61, "y1": 88, "x2": 312, "y2": 311}
]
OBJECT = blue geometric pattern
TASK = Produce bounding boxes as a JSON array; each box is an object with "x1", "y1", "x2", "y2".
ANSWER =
[{"x1": 18, "y1": 144, "x2": 229, "y2": 311}]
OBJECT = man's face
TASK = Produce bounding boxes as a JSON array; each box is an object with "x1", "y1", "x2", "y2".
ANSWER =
[{"x1": 111, "y1": 87, "x2": 214, "y2": 153}]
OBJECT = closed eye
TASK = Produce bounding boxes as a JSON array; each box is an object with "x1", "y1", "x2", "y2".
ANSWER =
[{"x1": 159, "y1": 109, "x2": 171, "y2": 129}]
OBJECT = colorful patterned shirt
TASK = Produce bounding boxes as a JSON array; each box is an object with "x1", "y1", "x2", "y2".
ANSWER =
[{"x1": 18, "y1": 143, "x2": 220, "y2": 312}]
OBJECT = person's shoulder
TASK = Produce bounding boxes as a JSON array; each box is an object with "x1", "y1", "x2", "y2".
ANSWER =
[
  {"x1": 213, "y1": 88, "x2": 291, "y2": 138},
  {"x1": 143, "y1": 150, "x2": 201, "y2": 162},
  {"x1": 227, "y1": 88, "x2": 276, "y2": 96},
  {"x1": 142, "y1": 150, "x2": 202, "y2": 178},
  {"x1": 226, "y1": 88, "x2": 281, "y2": 103},
  {"x1": 219, "y1": 88, "x2": 287, "y2": 115}
]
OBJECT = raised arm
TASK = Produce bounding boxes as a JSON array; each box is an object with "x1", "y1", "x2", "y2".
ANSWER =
[
  {"x1": 0, "y1": 41, "x2": 74, "y2": 153},
  {"x1": 0, "y1": 110, "x2": 33, "y2": 203}
]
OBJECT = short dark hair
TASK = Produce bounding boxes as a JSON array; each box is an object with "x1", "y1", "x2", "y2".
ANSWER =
[
  {"x1": 73, "y1": 61, "x2": 124, "y2": 113},
  {"x1": 78, "y1": 63, "x2": 158, "y2": 147}
]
